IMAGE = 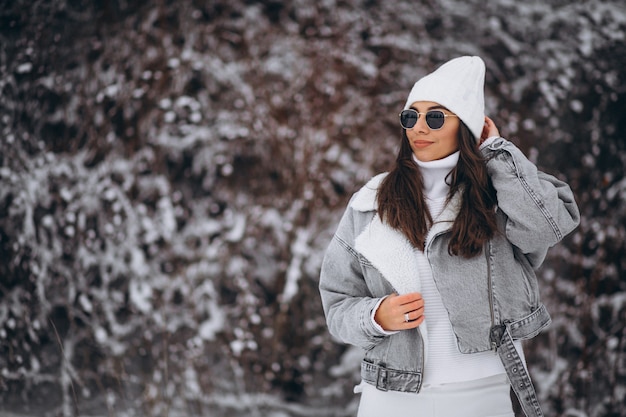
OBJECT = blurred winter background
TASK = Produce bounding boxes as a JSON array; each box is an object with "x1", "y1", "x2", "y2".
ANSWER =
[{"x1": 0, "y1": 0, "x2": 624, "y2": 416}]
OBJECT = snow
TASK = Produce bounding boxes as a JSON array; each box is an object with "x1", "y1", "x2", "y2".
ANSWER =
[{"x1": 198, "y1": 300, "x2": 226, "y2": 341}]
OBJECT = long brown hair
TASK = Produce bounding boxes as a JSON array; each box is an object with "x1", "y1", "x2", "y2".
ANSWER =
[{"x1": 376, "y1": 122, "x2": 497, "y2": 258}]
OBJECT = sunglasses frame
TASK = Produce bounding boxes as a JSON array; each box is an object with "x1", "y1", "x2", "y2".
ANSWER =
[{"x1": 399, "y1": 109, "x2": 458, "y2": 130}]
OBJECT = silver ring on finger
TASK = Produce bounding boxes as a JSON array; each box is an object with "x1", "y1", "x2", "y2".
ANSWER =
[{"x1": 404, "y1": 313, "x2": 410, "y2": 322}]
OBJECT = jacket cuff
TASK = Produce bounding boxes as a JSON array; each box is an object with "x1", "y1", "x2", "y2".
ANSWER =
[{"x1": 479, "y1": 135, "x2": 501, "y2": 150}]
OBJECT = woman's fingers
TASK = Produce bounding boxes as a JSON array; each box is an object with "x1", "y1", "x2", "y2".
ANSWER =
[
  {"x1": 482, "y1": 116, "x2": 500, "y2": 140},
  {"x1": 403, "y1": 309, "x2": 425, "y2": 326},
  {"x1": 393, "y1": 292, "x2": 424, "y2": 306},
  {"x1": 401, "y1": 300, "x2": 425, "y2": 326}
]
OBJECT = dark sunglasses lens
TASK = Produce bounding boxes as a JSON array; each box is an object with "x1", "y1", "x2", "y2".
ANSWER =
[
  {"x1": 400, "y1": 110, "x2": 418, "y2": 129},
  {"x1": 425, "y1": 111, "x2": 445, "y2": 129}
]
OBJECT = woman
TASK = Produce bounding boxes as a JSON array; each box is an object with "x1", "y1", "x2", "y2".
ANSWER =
[{"x1": 319, "y1": 56, "x2": 580, "y2": 417}]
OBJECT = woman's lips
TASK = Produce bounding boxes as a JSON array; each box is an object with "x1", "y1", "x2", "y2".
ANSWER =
[{"x1": 412, "y1": 140, "x2": 433, "y2": 148}]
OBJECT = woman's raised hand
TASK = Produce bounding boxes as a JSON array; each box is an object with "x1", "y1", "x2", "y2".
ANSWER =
[
  {"x1": 480, "y1": 116, "x2": 500, "y2": 144},
  {"x1": 374, "y1": 292, "x2": 425, "y2": 331}
]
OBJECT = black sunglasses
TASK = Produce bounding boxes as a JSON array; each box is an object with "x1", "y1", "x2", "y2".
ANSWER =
[{"x1": 399, "y1": 109, "x2": 458, "y2": 130}]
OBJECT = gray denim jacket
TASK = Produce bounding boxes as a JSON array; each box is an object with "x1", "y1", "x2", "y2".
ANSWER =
[{"x1": 319, "y1": 137, "x2": 580, "y2": 417}]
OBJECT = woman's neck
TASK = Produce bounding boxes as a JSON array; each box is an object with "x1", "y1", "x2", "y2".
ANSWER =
[{"x1": 413, "y1": 151, "x2": 460, "y2": 200}]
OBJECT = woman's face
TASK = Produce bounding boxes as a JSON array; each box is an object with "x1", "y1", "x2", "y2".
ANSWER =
[{"x1": 405, "y1": 101, "x2": 460, "y2": 162}]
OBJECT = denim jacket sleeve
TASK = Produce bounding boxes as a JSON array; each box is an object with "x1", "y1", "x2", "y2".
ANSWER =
[
  {"x1": 319, "y1": 201, "x2": 388, "y2": 350},
  {"x1": 481, "y1": 137, "x2": 580, "y2": 267}
]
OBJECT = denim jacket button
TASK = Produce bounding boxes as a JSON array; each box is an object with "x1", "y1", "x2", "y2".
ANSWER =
[{"x1": 512, "y1": 367, "x2": 517, "y2": 373}]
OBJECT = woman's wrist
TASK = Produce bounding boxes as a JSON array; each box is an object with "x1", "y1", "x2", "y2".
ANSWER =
[{"x1": 371, "y1": 296, "x2": 398, "y2": 335}]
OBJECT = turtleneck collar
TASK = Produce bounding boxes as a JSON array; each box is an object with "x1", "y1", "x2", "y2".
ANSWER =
[{"x1": 413, "y1": 151, "x2": 460, "y2": 200}]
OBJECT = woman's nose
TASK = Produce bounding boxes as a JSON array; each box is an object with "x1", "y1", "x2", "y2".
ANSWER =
[{"x1": 412, "y1": 114, "x2": 429, "y2": 132}]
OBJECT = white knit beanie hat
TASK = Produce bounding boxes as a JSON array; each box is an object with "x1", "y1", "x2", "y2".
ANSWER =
[{"x1": 404, "y1": 56, "x2": 486, "y2": 141}]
